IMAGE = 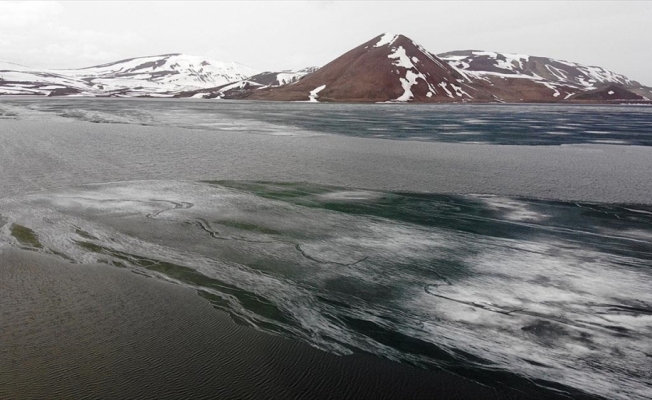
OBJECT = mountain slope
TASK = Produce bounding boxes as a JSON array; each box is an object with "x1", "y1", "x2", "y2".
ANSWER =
[
  {"x1": 0, "y1": 60, "x2": 98, "y2": 96},
  {"x1": 569, "y1": 84, "x2": 646, "y2": 102},
  {"x1": 439, "y1": 50, "x2": 652, "y2": 101},
  {"x1": 177, "y1": 67, "x2": 321, "y2": 99},
  {"x1": 179, "y1": 80, "x2": 266, "y2": 99},
  {"x1": 249, "y1": 33, "x2": 474, "y2": 102},
  {"x1": 248, "y1": 67, "x2": 319, "y2": 87}
]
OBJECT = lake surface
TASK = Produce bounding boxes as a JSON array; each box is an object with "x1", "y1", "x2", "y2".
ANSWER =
[
  {"x1": 1, "y1": 98, "x2": 651, "y2": 399},
  {"x1": 3, "y1": 98, "x2": 652, "y2": 146}
]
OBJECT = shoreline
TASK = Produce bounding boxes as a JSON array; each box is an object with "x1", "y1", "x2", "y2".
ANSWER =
[{"x1": 2, "y1": 94, "x2": 652, "y2": 106}]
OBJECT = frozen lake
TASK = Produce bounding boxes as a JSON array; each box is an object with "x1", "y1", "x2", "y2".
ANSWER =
[{"x1": 1, "y1": 98, "x2": 651, "y2": 399}]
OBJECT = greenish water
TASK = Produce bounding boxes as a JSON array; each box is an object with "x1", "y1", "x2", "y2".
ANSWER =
[{"x1": 10, "y1": 224, "x2": 42, "y2": 249}]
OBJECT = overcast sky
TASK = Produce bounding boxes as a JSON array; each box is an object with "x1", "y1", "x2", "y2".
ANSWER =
[{"x1": 1, "y1": 1, "x2": 651, "y2": 85}]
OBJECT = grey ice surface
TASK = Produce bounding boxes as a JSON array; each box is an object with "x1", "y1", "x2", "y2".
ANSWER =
[{"x1": 0, "y1": 116, "x2": 651, "y2": 204}]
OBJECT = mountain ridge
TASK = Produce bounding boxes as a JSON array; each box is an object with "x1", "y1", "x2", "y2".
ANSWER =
[
  {"x1": 1, "y1": 34, "x2": 650, "y2": 103},
  {"x1": 244, "y1": 33, "x2": 475, "y2": 103},
  {"x1": 438, "y1": 49, "x2": 650, "y2": 101}
]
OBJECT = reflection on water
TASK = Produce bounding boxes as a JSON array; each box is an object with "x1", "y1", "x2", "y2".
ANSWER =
[{"x1": 1, "y1": 180, "x2": 650, "y2": 399}]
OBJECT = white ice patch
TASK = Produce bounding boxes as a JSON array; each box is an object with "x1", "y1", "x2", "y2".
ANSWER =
[
  {"x1": 475, "y1": 195, "x2": 549, "y2": 222},
  {"x1": 463, "y1": 118, "x2": 487, "y2": 125},
  {"x1": 214, "y1": 80, "x2": 263, "y2": 94},
  {"x1": 442, "y1": 55, "x2": 467, "y2": 62},
  {"x1": 374, "y1": 33, "x2": 398, "y2": 48},
  {"x1": 591, "y1": 139, "x2": 628, "y2": 144},
  {"x1": 308, "y1": 85, "x2": 326, "y2": 102},
  {"x1": 585, "y1": 130, "x2": 611, "y2": 134},
  {"x1": 539, "y1": 81, "x2": 561, "y2": 97},
  {"x1": 395, "y1": 71, "x2": 422, "y2": 102},
  {"x1": 386, "y1": 46, "x2": 441, "y2": 102},
  {"x1": 274, "y1": 70, "x2": 313, "y2": 86},
  {"x1": 388, "y1": 46, "x2": 415, "y2": 69},
  {"x1": 454, "y1": 70, "x2": 539, "y2": 80},
  {"x1": 546, "y1": 64, "x2": 569, "y2": 81},
  {"x1": 472, "y1": 51, "x2": 498, "y2": 58},
  {"x1": 450, "y1": 84, "x2": 472, "y2": 98},
  {"x1": 317, "y1": 191, "x2": 384, "y2": 202},
  {"x1": 469, "y1": 51, "x2": 529, "y2": 71},
  {"x1": 438, "y1": 82, "x2": 453, "y2": 98}
]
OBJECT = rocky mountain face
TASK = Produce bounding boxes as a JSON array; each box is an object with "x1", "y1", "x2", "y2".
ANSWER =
[
  {"x1": 247, "y1": 33, "x2": 475, "y2": 103},
  {"x1": 438, "y1": 50, "x2": 650, "y2": 102},
  {"x1": 1, "y1": 34, "x2": 650, "y2": 103},
  {"x1": 571, "y1": 84, "x2": 647, "y2": 101},
  {"x1": 196, "y1": 34, "x2": 650, "y2": 103}
]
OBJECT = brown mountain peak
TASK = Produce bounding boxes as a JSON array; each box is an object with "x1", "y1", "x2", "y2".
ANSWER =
[{"x1": 249, "y1": 33, "x2": 472, "y2": 103}]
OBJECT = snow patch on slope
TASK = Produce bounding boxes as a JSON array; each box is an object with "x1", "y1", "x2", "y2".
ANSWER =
[
  {"x1": 438, "y1": 82, "x2": 453, "y2": 98},
  {"x1": 451, "y1": 83, "x2": 472, "y2": 98},
  {"x1": 387, "y1": 46, "x2": 432, "y2": 102},
  {"x1": 395, "y1": 71, "x2": 422, "y2": 101},
  {"x1": 59, "y1": 54, "x2": 259, "y2": 94},
  {"x1": 309, "y1": 85, "x2": 326, "y2": 102},
  {"x1": 1, "y1": 54, "x2": 260, "y2": 97},
  {"x1": 374, "y1": 33, "x2": 398, "y2": 48},
  {"x1": 276, "y1": 73, "x2": 302, "y2": 85},
  {"x1": 472, "y1": 51, "x2": 529, "y2": 71},
  {"x1": 439, "y1": 50, "x2": 640, "y2": 96},
  {"x1": 271, "y1": 67, "x2": 317, "y2": 86},
  {"x1": 385, "y1": 42, "x2": 471, "y2": 102},
  {"x1": 388, "y1": 46, "x2": 415, "y2": 69}
]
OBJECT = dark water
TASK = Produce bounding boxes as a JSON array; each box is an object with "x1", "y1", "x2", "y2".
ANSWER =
[
  {"x1": 1, "y1": 180, "x2": 650, "y2": 399},
  {"x1": 1, "y1": 99, "x2": 651, "y2": 399},
  {"x1": 2, "y1": 97, "x2": 652, "y2": 145},
  {"x1": 4, "y1": 249, "x2": 540, "y2": 400}
]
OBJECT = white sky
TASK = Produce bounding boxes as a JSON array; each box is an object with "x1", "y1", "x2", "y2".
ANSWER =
[{"x1": 1, "y1": 1, "x2": 651, "y2": 85}]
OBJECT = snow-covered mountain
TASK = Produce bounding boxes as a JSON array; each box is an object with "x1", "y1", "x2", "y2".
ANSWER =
[
  {"x1": 59, "y1": 53, "x2": 259, "y2": 96},
  {"x1": 249, "y1": 33, "x2": 474, "y2": 102},
  {"x1": 0, "y1": 54, "x2": 258, "y2": 97},
  {"x1": 440, "y1": 50, "x2": 638, "y2": 87},
  {"x1": 1, "y1": 39, "x2": 650, "y2": 102},
  {"x1": 0, "y1": 60, "x2": 101, "y2": 96},
  {"x1": 439, "y1": 50, "x2": 651, "y2": 101},
  {"x1": 247, "y1": 34, "x2": 649, "y2": 103}
]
